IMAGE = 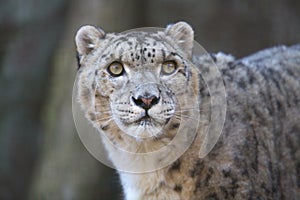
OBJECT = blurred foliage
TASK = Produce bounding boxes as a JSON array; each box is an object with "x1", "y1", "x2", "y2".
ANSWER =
[{"x1": 0, "y1": 0, "x2": 299, "y2": 199}]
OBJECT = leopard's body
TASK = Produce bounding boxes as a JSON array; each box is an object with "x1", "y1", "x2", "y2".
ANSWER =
[{"x1": 75, "y1": 22, "x2": 300, "y2": 199}]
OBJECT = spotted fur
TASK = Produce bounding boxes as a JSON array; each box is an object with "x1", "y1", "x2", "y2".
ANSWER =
[{"x1": 75, "y1": 22, "x2": 300, "y2": 199}]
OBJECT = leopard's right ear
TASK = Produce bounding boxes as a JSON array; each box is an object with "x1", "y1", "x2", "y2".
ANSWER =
[{"x1": 75, "y1": 25, "x2": 106, "y2": 56}]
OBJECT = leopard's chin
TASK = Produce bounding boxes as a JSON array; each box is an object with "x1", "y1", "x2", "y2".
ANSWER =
[
  {"x1": 133, "y1": 115, "x2": 169, "y2": 126},
  {"x1": 115, "y1": 116, "x2": 166, "y2": 139}
]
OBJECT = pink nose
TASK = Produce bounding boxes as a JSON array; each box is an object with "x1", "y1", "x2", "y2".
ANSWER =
[
  {"x1": 140, "y1": 97, "x2": 155, "y2": 107},
  {"x1": 132, "y1": 95, "x2": 160, "y2": 109}
]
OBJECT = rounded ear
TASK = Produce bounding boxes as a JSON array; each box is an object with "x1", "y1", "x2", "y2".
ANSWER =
[
  {"x1": 165, "y1": 21, "x2": 194, "y2": 58},
  {"x1": 75, "y1": 25, "x2": 106, "y2": 56}
]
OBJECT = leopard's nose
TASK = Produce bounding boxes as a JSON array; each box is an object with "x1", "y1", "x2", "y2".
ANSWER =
[{"x1": 132, "y1": 95, "x2": 160, "y2": 110}]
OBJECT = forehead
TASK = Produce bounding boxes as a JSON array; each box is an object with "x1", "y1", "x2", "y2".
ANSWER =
[
  {"x1": 100, "y1": 31, "x2": 172, "y2": 59},
  {"x1": 112, "y1": 31, "x2": 166, "y2": 49}
]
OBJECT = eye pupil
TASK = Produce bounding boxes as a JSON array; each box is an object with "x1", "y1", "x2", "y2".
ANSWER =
[
  {"x1": 162, "y1": 60, "x2": 177, "y2": 75},
  {"x1": 107, "y1": 61, "x2": 124, "y2": 76}
]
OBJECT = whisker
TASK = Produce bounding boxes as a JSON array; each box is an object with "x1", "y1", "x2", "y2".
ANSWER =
[
  {"x1": 94, "y1": 110, "x2": 112, "y2": 115},
  {"x1": 175, "y1": 105, "x2": 210, "y2": 112},
  {"x1": 115, "y1": 102, "x2": 130, "y2": 105},
  {"x1": 95, "y1": 116, "x2": 113, "y2": 122},
  {"x1": 173, "y1": 114, "x2": 198, "y2": 121},
  {"x1": 93, "y1": 107, "x2": 111, "y2": 111},
  {"x1": 94, "y1": 103, "x2": 111, "y2": 108},
  {"x1": 177, "y1": 108, "x2": 199, "y2": 111}
]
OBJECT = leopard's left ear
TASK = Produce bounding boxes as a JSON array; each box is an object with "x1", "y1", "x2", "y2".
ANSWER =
[
  {"x1": 75, "y1": 25, "x2": 106, "y2": 56},
  {"x1": 165, "y1": 21, "x2": 194, "y2": 58}
]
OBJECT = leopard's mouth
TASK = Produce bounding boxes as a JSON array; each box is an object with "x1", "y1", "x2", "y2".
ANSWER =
[
  {"x1": 135, "y1": 115, "x2": 150, "y2": 123},
  {"x1": 134, "y1": 113, "x2": 171, "y2": 127},
  {"x1": 134, "y1": 113, "x2": 155, "y2": 125}
]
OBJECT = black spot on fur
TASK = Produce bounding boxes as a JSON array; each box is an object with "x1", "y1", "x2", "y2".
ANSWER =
[
  {"x1": 162, "y1": 49, "x2": 166, "y2": 59},
  {"x1": 252, "y1": 132, "x2": 259, "y2": 172},
  {"x1": 205, "y1": 192, "x2": 219, "y2": 200},
  {"x1": 221, "y1": 170, "x2": 239, "y2": 198},
  {"x1": 296, "y1": 162, "x2": 300, "y2": 187},
  {"x1": 171, "y1": 123, "x2": 180, "y2": 130},
  {"x1": 237, "y1": 78, "x2": 247, "y2": 90},
  {"x1": 76, "y1": 51, "x2": 81, "y2": 69},
  {"x1": 101, "y1": 124, "x2": 110, "y2": 131},
  {"x1": 169, "y1": 159, "x2": 181, "y2": 171},
  {"x1": 204, "y1": 173, "x2": 212, "y2": 186},
  {"x1": 118, "y1": 136, "x2": 123, "y2": 141},
  {"x1": 195, "y1": 179, "x2": 201, "y2": 190},
  {"x1": 101, "y1": 54, "x2": 107, "y2": 59},
  {"x1": 210, "y1": 53, "x2": 217, "y2": 62},
  {"x1": 222, "y1": 169, "x2": 231, "y2": 178},
  {"x1": 241, "y1": 168, "x2": 249, "y2": 177},
  {"x1": 115, "y1": 41, "x2": 121, "y2": 47},
  {"x1": 220, "y1": 186, "x2": 229, "y2": 199},
  {"x1": 88, "y1": 113, "x2": 96, "y2": 121},
  {"x1": 248, "y1": 75, "x2": 255, "y2": 85},
  {"x1": 189, "y1": 160, "x2": 205, "y2": 177},
  {"x1": 228, "y1": 61, "x2": 235, "y2": 69},
  {"x1": 248, "y1": 190, "x2": 263, "y2": 200},
  {"x1": 285, "y1": 68, "x2": 295, "y2": 77},
  {"x1": 174, "y1": 184, "x2": 182, "y2": 192},
  {"x1": 204, "y1": 168, "x2": 214, "y2": 186},
  {"x1": 261, "y1": 183, "x2": 271, "y2": 195}
]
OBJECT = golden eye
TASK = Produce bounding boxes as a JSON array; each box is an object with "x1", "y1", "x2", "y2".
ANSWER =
[
  {"x1": 107, "y1": 61, "x2": 124, "y2": 76},
  {"x1": 161, "y1": 60, "x2": 177, "y2": 75}
]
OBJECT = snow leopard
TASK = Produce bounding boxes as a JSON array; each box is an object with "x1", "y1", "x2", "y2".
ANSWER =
[{"x1": 74, "y1": 21, "x2": 300, "y2": 199}]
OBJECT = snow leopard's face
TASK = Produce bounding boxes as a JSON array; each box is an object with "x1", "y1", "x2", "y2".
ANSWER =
[{"x1": 75, "y1": 22, "x2": 199, "y2": 140}]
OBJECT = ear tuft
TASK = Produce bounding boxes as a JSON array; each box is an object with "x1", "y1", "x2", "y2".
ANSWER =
[
  {"x1": 165, "y1": 21, "x2": 194, "y2": 58},
  {"x1": 75, "y1": 25, "x2": 105, "y2": 56}
]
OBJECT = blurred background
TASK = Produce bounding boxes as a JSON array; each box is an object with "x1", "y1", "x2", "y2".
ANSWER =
[{"x1": 0, "y1": 0, "x2": 299, "y2": 199}]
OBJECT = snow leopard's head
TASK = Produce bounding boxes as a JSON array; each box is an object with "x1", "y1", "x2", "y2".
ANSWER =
[{"x1": 75, "y1": 22, "x2": 200, "y2": 144}]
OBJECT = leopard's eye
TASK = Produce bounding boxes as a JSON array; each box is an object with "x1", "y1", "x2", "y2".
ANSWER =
[
  {"x1": 161, "y1": 60, "x2": 177, "y2": 75},
  {"x1": 107, "y1": 61, "x2": 124, "y2": 77}
]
